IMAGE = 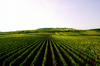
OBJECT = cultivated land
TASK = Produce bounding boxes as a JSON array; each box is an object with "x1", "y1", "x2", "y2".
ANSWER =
[{"x1": 0, "y1": 28, "x2": 100, "y2": 66}]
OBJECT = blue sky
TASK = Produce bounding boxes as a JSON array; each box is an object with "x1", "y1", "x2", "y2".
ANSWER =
[{"x1": 0, "y1": 0, "x2": 100, "y2": 32}]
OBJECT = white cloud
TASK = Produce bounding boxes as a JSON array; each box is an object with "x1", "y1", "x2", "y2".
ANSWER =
[{"x1": 0, "y1": 0, "x2": 61, "y2": 31}]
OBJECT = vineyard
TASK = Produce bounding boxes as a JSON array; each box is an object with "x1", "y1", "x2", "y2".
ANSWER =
[{"x1": 0, "y1": 34, "x2": 100, "y2": 66}]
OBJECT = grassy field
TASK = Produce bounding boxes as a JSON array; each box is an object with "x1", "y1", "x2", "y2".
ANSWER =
[{"x1": 0, "y1": 28, "x2": 100, "y2": 66}]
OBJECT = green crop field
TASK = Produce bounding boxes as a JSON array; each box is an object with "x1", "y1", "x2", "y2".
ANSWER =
[{"x1": 0, "y1": 28, "x2": 100, "y2": 66}]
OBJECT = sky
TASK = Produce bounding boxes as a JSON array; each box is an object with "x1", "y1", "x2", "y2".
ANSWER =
[{"x1": 0, "y1": 0, "x2": 100, "y2": 32}]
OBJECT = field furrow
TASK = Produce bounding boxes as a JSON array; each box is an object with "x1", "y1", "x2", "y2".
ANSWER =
[{"x1": 0, "y1": 35, "x2": 100, "y2": 66}]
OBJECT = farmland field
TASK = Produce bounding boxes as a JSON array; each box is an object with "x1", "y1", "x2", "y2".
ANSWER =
[{"x1": 0, "y1": 34, "x2": 100, "y2": 66}]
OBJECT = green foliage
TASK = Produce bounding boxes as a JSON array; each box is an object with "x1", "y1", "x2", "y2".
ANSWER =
[
  {"x1": 0, "y1": 28, "x2": 100, "y2": 36},
  {"x1": 0, "y1": 34, "x2": 100, "y2": 66}
]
